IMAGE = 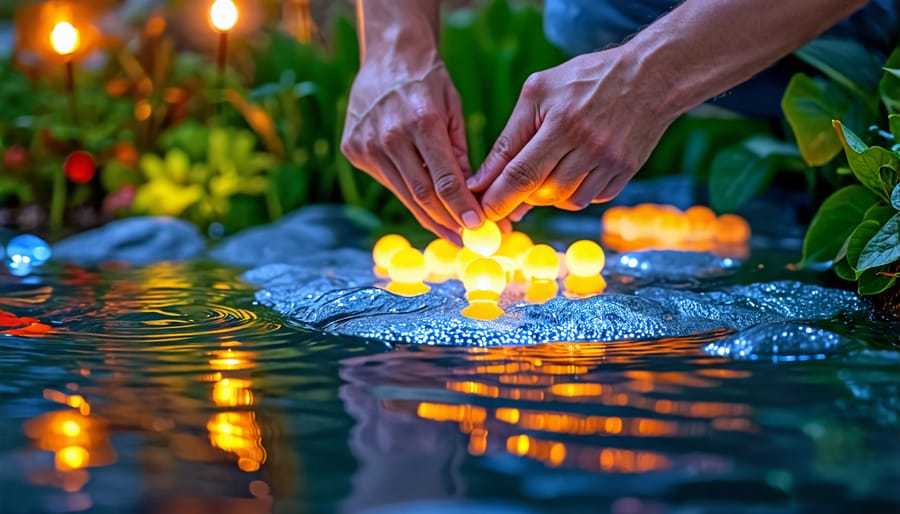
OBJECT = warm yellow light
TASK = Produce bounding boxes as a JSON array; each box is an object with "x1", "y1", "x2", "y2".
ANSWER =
[
  {"x1": 461, "y1": 258, "x2": 507, "y2": 321},
  {"x1": 210, "y1": 0, "x2": 238, "y2": 32},
  {"x1": 525, "y1": 279, "x2": 558, "y2": 304},
  {"x1": 462, "y1": 220, "x2": 502, "y2": 257},
  {"x1": 654, "y1": 209, "x2": 691, "y2": 244},
  {"x1": 50, "y1": 21, "x2": 80, "y2": 56},
  {"x1": 715, "y1": 214, "x2": 751, "y2": 244},
  {"x1": 213, "y1": 378, "x2": 254, "y2": 407},
  {"x1": 372, "y1": 234, "x2": 411, "y2": 276},
  {"x1": 60, "y1": 420, "x2": 81, "y2": 438},
  {"x1": 521, "y1": 244, "x2": 560, "y2": 282},
  {"x1": 462, "y1": 258, "x2": 507, "y2": 296},
  {"x1": 423, "y1": 239, "x2": 460, "y2": 280},
  {"x1": 602, "y1": 206, "x2": 629, "y2": 235},
  {"x1": 685, "y1": 206, "x2": 717, "y2": 240},
  {"x1": 496, "y1": 231, "x2": 533, "y2": 259},
  {"x1": 564, "y1": 240, "x2": 605, "y2": 277},
  {"x1": 455, "y1": 247, "x2": 481, "y2": 278},
  {"x1": 563, "y1": 274, "x2": 607, "y2": 297},
  {"x1": 386, "y1": 248, "x2": 430, "y2": 296},
  {"x1": 56, "y1": 446, "x2": 89, "y2": 470}
]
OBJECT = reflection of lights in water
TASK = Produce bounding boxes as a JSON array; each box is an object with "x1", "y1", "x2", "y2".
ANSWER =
[
  {"x1": 56, "y1": 446, "x2": 90, "y2": 470},
  {"x1": 209, "y1": 349, "x2": 256, "y2": 371},
  {"x1": 207, "y1": 411, "x2": 266, "y2": 472},
  {"x1": 23, "y1": 410, "x2": 115, "y2": 480},
  {"x1": 213, "y1": 378, "x2": 254, "y2": 407}
]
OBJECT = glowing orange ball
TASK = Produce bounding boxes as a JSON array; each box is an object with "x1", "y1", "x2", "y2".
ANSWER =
[
  {"x1": 424, "y1": 239, "x2": 460, "y2": 279},
  {"x1": 496, "y1": 231, "x2": 533, "y2": 260},
  {"x1": 521, "y1": 244, "x2": 560, "y2": 282},
  {"x1": 715, "y1": 214, "x2": 751, "y2": 244},
  {"x1": 685, "y1": 206, "x2": 717, "y2": 240},
  {"x1": 387, "y1": 248, "x2": 430, "y2": 296},
  {"x1": 462, "y1": 220, "x2": 502, "y2": 257},
  {"x1": 455, "y1": 247, "x2": 482, "y2": 278},
  {"x1": 564, "y1": 240, "x2": 606, "y2": 277},
  {"x1": 601, "y1": 206, "x2": 630, "y2": 235},
  {"x1": 654, "y1": 209, "x2": 690, "y2": 244},
  {"x1": 372, "y1": 234, "x2": 411, "y2": 275},
  {"x1": 461, "y1": 258, "x2": 507, "y2": 320}
]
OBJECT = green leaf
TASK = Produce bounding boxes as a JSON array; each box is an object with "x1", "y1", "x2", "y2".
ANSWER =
[
  {"x1": 847, "y1": 219, "x2": 882, "y2": 272},
  {"x1": 794, "y1": 38, "x2": 881, "y2": 101},
  {"x1": 802, "y1": 185, "x2": 878, "y2": 265},
  {"x1": 709, "y1": 144, "x2": 776, "y2": 213},
  {"x1": 864, "y1": 204, "x2": 897, "y2": 225},
  {"x1": 893, "y1": 182, "x2": 900, "y2": 210},
  {"x1": 833, "y1": 258, "x2": 856, "y2": 281},
  {"x1": 833, "y1": 121, "x2": 899, "y2": 201},
  {"x1": 858, "y1": 267, "x2": 897, "y2": 295},
  {"x1": 890, "y1": 114, "x2": 900, "y2": 141},
  {"x1": 880, "y1": 47, "x2": 900, "y2": 114},
  {"x1": 857, "y1": 213, "x2": 900, "y2": 272},
  {"x1": 782, "y1": 74, "x2": 852, "y2": 166}
]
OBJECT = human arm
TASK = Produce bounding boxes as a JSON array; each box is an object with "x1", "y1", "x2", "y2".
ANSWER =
[
  {"x1": 468, "y1": 0, "x2": 871, "y2": 219},
  {"x1": 340, "y1": 0, "x2": 486, "y2": 243}
]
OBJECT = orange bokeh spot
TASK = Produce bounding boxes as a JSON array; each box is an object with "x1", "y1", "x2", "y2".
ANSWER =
[
  {"x1": 715, "y1": 214, "x2": 751, "y2": 244},
  {"x1": 685, "y1": 206, "x2": 717, "y2": 240}
]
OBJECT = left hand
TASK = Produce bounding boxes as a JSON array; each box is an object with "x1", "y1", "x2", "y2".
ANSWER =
[{"x1": 467, "y1": 47, "x2": 678, "y2": 219}]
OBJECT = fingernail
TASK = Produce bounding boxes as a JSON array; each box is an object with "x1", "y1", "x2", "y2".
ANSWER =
[
  {"x1": 466, "y1": 176, "x2": 478, "y2": 189},
  {"x1": 461, "y1": 210, "x2": 482, "y2": 229}
]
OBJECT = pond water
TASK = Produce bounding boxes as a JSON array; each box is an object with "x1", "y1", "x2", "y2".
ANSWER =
[{"x1": 1, "y1": 256, "x2": 899, "y2": 514}]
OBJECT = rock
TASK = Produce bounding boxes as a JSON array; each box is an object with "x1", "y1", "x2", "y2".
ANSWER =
[
  {"x1": 210, "y1": 205, "x2": 380, "y2": 267},
  {"x1": 53, "y1": 216, "x2": 205, "y2": 265},
  {"x1": 703, "y1": 321, "x2": 855, "y2": 361}
]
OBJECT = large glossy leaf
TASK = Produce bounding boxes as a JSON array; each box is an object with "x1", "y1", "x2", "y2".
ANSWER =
[
  {"x1": 893, "y1": 182, "x2": 900, "y2": 210},
  {"x1": 782, "y1": 74, "x2": 852, "y2": 166},
  {"x1": 794, "y1": 38, "x2": 881, "y2": 102},
  {"x1": 833, "y1": 120, "x2": 899, "y2": 201},
  {"x1": 857, "y1": 213, "x2": 900, "y2": 272},
  {"x1": 802, "y1": 185, "x2": 878, "y2": 265},
  {"x1": 833, "y1": 258, "x2": 856, "y2": 281},
  {"x1": 880, "y1": 47, "x2": 900, "y2": 114},
  {"x1": 709, "y1": 145, "x2": 775, "y2": 213},
  {"x1": 858, "y1": 267, "x2": 897, "y2": 295},
  {"x1": 846, "y1": 220, "x2": 882, "y2": 273}
]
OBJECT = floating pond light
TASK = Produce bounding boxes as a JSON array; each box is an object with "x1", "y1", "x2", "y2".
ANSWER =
[
  {"x1": 715, "y1": 214, "x2": 752, "y2": 244},
  {"x1": 496, "y1": 231, "x2": 533, "y2": 282},
  {"x1": 461, "y1": 258, "x2": 507, "y2": 320},
  {"x1": 387, "y1": 248, "x2": 430, "y2": 296},
  {"x1": 372, "y1": 234, "x2": 411, "y2": 277},
  {"x1": 521, "y1": 244, "x2": 560, "y2": 283},
  {"x1": 455, "y1": 247, "x2": 482, "y2": 278},
  {"x1": 424, "y1": 239, "x2": 460, "y2": 281},
  {"x1": 462, "y1": 219, "x2": 502, "y2": 257},
  {"x1": 685, "y1": 205, "x2": 717, "y2": 241},
  {"x1": 564, "y1": 240, "x2": 607, "y2": 296}
]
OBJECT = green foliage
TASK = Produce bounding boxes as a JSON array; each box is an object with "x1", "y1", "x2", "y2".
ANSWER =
[{"x1": 795, "y1": 46, "x2": 900, "y2": 296}]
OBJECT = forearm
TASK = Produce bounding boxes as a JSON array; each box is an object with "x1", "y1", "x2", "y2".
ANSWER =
[
  {"x1": 628, "y1": 0, "x2": 870, "y2": 120},
  {"x1": 356, "y1": 0, "x2": 441, "y2": 67}
]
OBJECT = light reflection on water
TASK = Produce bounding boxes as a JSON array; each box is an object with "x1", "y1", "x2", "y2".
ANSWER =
[{"x1": 0, "y1": 262, "x2": 898, "y2": 513}]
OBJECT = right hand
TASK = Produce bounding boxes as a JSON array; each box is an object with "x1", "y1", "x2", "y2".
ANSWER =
[{"x1": 341, "y1": 57, "x2": 486, "y2": 244}]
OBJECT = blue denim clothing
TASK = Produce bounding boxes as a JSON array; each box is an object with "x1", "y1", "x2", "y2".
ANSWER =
[{"x1": 544, "y1": 0, "x2": 900, "y2": 117}]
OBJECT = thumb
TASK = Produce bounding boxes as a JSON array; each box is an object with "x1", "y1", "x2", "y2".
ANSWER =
[{"x1": 468, "y1": 99, "x2": 539, "y2": 193}]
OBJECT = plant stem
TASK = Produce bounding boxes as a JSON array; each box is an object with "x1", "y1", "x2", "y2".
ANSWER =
[{"x1": 50, "y1": 166, "x2": 67, "y2": 239}]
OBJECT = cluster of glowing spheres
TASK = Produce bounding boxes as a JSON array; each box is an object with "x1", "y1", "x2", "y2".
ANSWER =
[
  {"x1": 373, "y1": 221, "x2": 610, "y2": 318},
  {"x1": 602, "y1": 204, "x2": 751, "y2": 251}
]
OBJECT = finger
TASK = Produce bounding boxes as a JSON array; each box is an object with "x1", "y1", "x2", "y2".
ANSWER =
[
  {"x1": 556, "y1": 167, "x2": 616, "y2": 211},
  {"x1": 413, "y1": 117, "x2": 485, "y2": 230},
  {"x1": 384, "y1": 137, "x2": 464, "y2": 235},
  {"x1": 524, "y1": 149, "x2": 592, "y2": 207},
  {"x1": 509, "y1": 204, "x2": 533, "y2": 222},
  {"x1": 592, "y1": 172, "x2": 630, "y2": 203},
  {"x1": 468, "y1": 96, "x2": 540, "y2": 193},
  {"x1": 480, "y1": 124, "x2": 569, "y2": 220},
  {"x1": 370, "y1": 151, "x2": 462, "y2": 244},
  {"x1": 446, "y1": 87, "x2": 473, "y2": 177}
]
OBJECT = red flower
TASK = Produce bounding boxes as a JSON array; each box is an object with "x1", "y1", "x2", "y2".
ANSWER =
[
  {"x1": 64, "y1": 150, "x2": 96, "y2": 184},
  {"x1": 0, "y1": 309, "x2": 51, "y2": 337}
]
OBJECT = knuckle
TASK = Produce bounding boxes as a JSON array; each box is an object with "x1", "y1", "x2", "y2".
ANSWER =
[
  {"x1": 409, "y1": 180, "x2": 436, "y2": 202},
  {"x1": 521, "y1": 73, "x2": 544, "y2": 97},
  {"x1": 411, "y1": 106, "x2": 440, "y2": 129},
  {"x1": 362, "y1": 137, "x2": 380, "y2": 155},
  {"x1": 504, "y1": 160, "x2": 542, "y2": 192},
  {"x1": 380, "y1": 125, "x2": 405, "y2": 148},
  {"x1": 490, "y1": 134, "x2": 516, "y2": 161},
  {"x1": 434, "y1": 173, "x2": 462, "y2": 200}
]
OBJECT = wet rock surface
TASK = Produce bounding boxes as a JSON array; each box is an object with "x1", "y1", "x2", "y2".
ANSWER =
[
  {"x1": 246, "y1": 249, "x2": 869, "y2": 355},
  {"x1": 53, "y1": 216, "x2": 205, "y2": 265}
]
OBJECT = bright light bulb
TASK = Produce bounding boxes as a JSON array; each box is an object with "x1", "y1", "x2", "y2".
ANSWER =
[
  {"x1": 210, "y1": 0, "x2": 238, "y2": 32},
  {"x1": 521, "y1": 244, "x2": 559, "y2": 282},
  {"x1": 386, "y1": 248, "x2": 430, "y2": 296},
  {"x1": 50, "y1": 21, "x2": 80, "y2": 56},
  {"x1": 372, "y1": 234, "x2": 411, "y2": 276},
  {"x1": 565, "y1": 240, "x2": 605, "y2": 277},
  {"x1": 424, "y1": 239, "x2": 460, "y2": 280},
  {"x1": 462, "y1": 220, "x2": 501, "y2": 257},
  {"x1": 461, "y1": 258, "x2": 507, "y2": 321}
]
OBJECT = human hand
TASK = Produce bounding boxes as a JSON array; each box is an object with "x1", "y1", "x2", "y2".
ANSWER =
[
  {"x1": 467, "y1": 48, "x2": 677, "y2": 219},
  {"x1": 341, "y1": 57, "x2": 486, "y2": 243}
]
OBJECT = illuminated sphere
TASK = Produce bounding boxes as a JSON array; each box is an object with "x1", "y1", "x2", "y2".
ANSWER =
[
  {"x1": 565, "y1": 240, "x2": 605, "y2": 277},
  {"x1": 455, "y1": 247, "x2": 481, "y2": 277},
  {"x1": 388, "y1": 248, "x2": 427, "y2": 284},
  {"x1": 50, "y1": 21, "x2": 79, "y2": 56},
  {"x1": 372, "y1": 234, "x2": 411, "y2": 272},
  {"x1": 210, "y1": 0, "x2": 239, "y2": 32},
  {"x1": 654, "y1": 209, "x2": 690, "y2": 244},
  {"x1": 462, "y1": 220, "x2": 502, "y2": 257},
  {"x1": 462, "y1": 258, "x2": 507, "y2": 295},
  {"x1": 714, "y1": 214, "x2": 752, "y2": 244},
  {"x1": 685, "y1": 205, "x2": 717, "y2": 240},
  {"x1": 601, "y1": 206, "x2": 630, "y2": 235},
  {"x1": 521, "y1": 244, "x2": 560, "y2": 282},
  {"x1": 496, "y1": 231, "x2": 533, "y2": 259},
  {"x1": 423, "y1": 239, "x2": 460, "y2": 278}
]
